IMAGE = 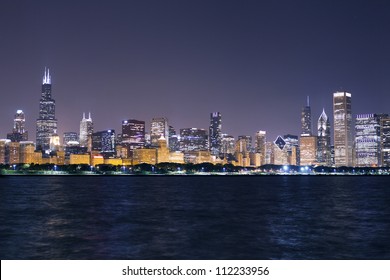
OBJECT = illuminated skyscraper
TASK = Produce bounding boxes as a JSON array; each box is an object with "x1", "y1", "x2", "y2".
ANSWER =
[
  {"x1": 63, "y1": 132, "x2": 79, "y2": 146},
  {"x1": 36, "y1": 68, "x2": 57, "y2": 152},
  {"x1": 333, "y1": 91, "x2": 353, "y2": 166},
  {"x1": 317, "y1": 109, "x2": 331, "y2": 165},
  {"x1": 92, "y1": 129, "x2": 116, "y2": 156},
  {"x1": 301, "y1": 96, "x2": 312, "y2": 136},
  {"x1": 122, "y1": 119, "x2": 145, "y2": 150},
  {"x1": 151, "y1": 117, "x2": 169, "y2": 147},
  {"x1": 355, "y1": 114, "x2": 383, "y2": 167},
  {"x1": 380, "y1": 117, "x2": 390, "y2": 166},
  {"x1": 180, "y1": 128, "x2": 208, "y2": 151},
  {"x1": 79, "y1": 112, "x2": 93, "y2": 147},
  {"x1": 209, "y1": 112, "x2": 222, "y2": 156},
  {"x1": 221, "y1": 134, "x2": 235, "y2": 156},
  {"x1": 255, "y1": 131, "x2": 266, "y2": 165},
  {"x1": 7, "y1": 110, "x2": 28, "y2": 142}
]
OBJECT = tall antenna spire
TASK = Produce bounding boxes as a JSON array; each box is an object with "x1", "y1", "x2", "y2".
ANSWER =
[
  {"x1": 88, "y1": 112, "x2": 91, "y2": 119},
  {"x1": 83, "y1": 112, "x2": 86, "y2": 119},
  {"x1": 307, "y1": 96, "x2": 310, "y2": 107},
  {"x1": 42, "y1": 67, "x2": 51, "y2": 84}
]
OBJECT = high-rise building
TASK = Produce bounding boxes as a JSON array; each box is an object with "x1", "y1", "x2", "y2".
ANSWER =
[
  {"x1": 380, "y1": 117, "x2": 390, "y2": 167},
  {"x1": 300, "y1": 135, "x2": 317, "y2": 166},
  {"x1": 284, "y1": 134, "x2": 299, "y2": 165},
  {"x1": 237, "y1": 135, "x2": 252, "y2": 152},
  {"x1": 121, "y1": 119, "x2": 145, "y2": 151},
  {"x1": 301, "y1": 96, "x2": 312, "y2": 136},
  {"x1": 92, "y1": 129, "x2": 116, "y2": 156},
  {"x1": 317, "y1": 109, "x2": 331, "y2": 165},
  {"x1": 7, "y1": 110, "x2": 28, "y2": 142},
  {"x1": 151, "y1": 117, "x2": 169, "y2": 147},
  {"x1": 221, "y1": 134, "x2": 235, "y2": 156},
  {"x1": 209, "y1": 112, "x2": 222, "y2": 156},
  {"x1": 180, "y1": 128, "x2": 208, "y2": 152},
  {"x1": 36, "y1": 68, "x2": 57, "y2": 152},
  {"x1": 333, "y1": 91, "x2": 353, "y2": 166},
  {"x1": 79, "y1": 112, "x2": 93, "y2": 147},
  {"x1": 63, "y1": 132, "x2": 79, "y2": 146},
  {"x1": 273, "y1": 136, "x2": 289, "y2": 165},
  {"x1": 168, "y1": 125, "x2": 180, "y2": 152},
  {"x1": 255, "y1": 131, "x2": 266, "y2": 165},
  {"x1": 355, "y1": 114, "x2": 384, "y2": 167}
]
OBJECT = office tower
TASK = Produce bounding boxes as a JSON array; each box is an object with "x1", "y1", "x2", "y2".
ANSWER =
[
  {"x1": 381, "y1": 117, "x2": 390, "y2": 166},
  {"x1": 180, "y1": 128, "x2": 208, "y2": 152},
  {"x1": 49, "y1": 130, "x2": 61, "y2": 152},
  {"x1": 19, "y1": 141, "x2": 35, "y2": 164},
  {"x1": 150, "y1": 117, "x2": 169, "y2": 147},
  {"x1": 221, "y1": 134, "x2": 235, "y2": 155},
  {"x1": 355, "y1": 114, "x2": 384, "y2": 167},
  {"x1": 300, "y1": 135, "x2": 317, "y2": 166},
  {"x1": 79, "y1": 112, "x2": 93, "y2": 147},
  {"x1": 168, "y1": 125, "x2": 180, "y2": 152},
  {"x1": 92, "y1": 129, "x2": 116, "y2": 156},
  {"x1": 273, "y1": 136, "x2": 289, "y2": 165},
  {"x1": 333, "y1": 91, "x2": 353, "y2": 166},
  {"x1": 0, "y1": 139, "x2": 11, "y2": 164},
  {"x1": 301, "y1": 96, "x2": 312, "y2": 136},
  {"x1": 255, "y1": 131, "x2": 266, "y2": 165},
  {"x1": 36, "y1": 68, "x2": 57, "y2": 152},
  {"x1": 122, "y1": 119, "x2": 145, "y2": 150},
  {"x1": 63, "y1": 132, "x2": 79, "y2": 146},
  {"x1": 238, "y1": 135, "x2": 252, "y2": 152},
  {"x1": 7, "y1": 110, "x2": 28, "y2": 142},
  {"x1": 317, "y1": 109, "x2": 331, "y2": 165},
  {"x1": 284, "y1": 134, "x2": 299, "y2": 165},
  {"x1": 209, "y1": 112, "x2": 222, "y2": 156}
]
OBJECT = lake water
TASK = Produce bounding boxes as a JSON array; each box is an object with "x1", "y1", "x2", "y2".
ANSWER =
[{"x1": 0, "y1": 175, "x2": 389, "y2": 259}]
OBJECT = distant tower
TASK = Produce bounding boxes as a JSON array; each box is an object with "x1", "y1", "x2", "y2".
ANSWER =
[
  {"x1": 150, "y1": 117, "x2": 169, "y2": 147},
  {"x1": 301, "y1": 96, "x2": 312, "y2": 136},
  {"x1": 36, "y1": 68, "x2": 58, "y2": 152},
  {"x1": 333, "y1": 91, "x2": 353, "y2": 166},
  {"x1": 79, "y1": 112, "x2": 94, "y2": 147},
  {"x1": 255, "y1": 131, "x2": 266, "y2": 165},
  {"x1": 317, "y1": 109, "x2": 331, "y2": 165},
  {"x1": 209, "y1": 112, "x2": 222, "y2": 156},
  {"x1": 7, "y1": 110, "x2": 28, "y2": 142}
]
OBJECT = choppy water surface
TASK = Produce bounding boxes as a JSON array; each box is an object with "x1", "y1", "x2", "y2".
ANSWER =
[{"x1": 0, "y1": 176, "x2": 389, "y2": 259}]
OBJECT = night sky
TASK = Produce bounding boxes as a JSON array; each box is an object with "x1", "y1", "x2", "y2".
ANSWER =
[{"x1": 1, "y1": 0, "x2": 390, "y2": 142}]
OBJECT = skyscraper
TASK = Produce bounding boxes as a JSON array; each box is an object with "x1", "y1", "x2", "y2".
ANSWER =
[
  {"x1": 79, "y1": 112, "x2": 93, "y2": 147},
  {"x1": 317, "y1": 109, "x2": 331, "y2": 165},
  {"x1": 301, "y1": 96, "x2": 312, "y2": 136},
  {"x1": 355, "y1": 114, "x2": 383, "y2": 167},
  {"x1": 255, "y1": 131, "x2": 266, "y2": 165},
  {"x1": 121, "y1": 119, "x2": 145, "y2": 150},
  {"x1": 150, "y1": 117, "x2": 169, "y2": 147},
  {"x1": 380, "y1": 117, "x2": 390, "y2": 167},
  {"x1": 7, "y1": 110, "x2": 28, "y2": 142},
  {"x1": 36, "y1": 68, "x2": 57, "y2": 152},
  {"x1": 180, "y1": 128, "x2": 208, "y2": 151},
  {"x1": 333, "y1": 91, "x2": 353, "y2": 166},
  {"x1": 92, "y1": 129, "x2": 116, "y2": 155},
  {"x1": 209, "y1": 112, "x2": 222, "y2": 156}
]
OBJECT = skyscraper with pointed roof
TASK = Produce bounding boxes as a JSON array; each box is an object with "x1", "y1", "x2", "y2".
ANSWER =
[
  {"x1": 79, "y1": 112, "x2": 93, "y2": 147},
  {"x1": 317, "y1": 108, "x2": 331, "y2": 165},
  {"x1": 36, "y1": 68, "x2": 58, "y2": 152}
]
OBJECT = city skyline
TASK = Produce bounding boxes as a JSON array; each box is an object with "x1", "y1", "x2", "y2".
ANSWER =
[{"x1": 1, "y1": 1, "x2": 390, "y2": 141}]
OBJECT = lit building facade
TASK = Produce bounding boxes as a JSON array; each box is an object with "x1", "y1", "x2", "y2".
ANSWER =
[
  {"x1": 209, "y1": 112, "x2": 222, "y2": 156},
  {"x1": 79, "y1": 112, "x2": 93, "y2": 147},
  {"x1": 92, "y1": 130, "x2": 116, "y2": 156},
  {"x1": 301, "y1": 96, "x2": 312, "y2": 136},
  {"x1": 168, "y1": 125, "x2": 180, "y2": 152},
  {"x1": 333, "y1": 91, "x2": 353, "y2": 166},
  {"x1": 381, "y1": 117, "x2": 390, "y2": 166},
  {"x1": 122, "y1": 119, "x2": 145, "y2": 151},
  {"x1": 284, "y1": 134, "x2": 299, "y2": 165},
  {"x1": 7, "y1": 110, "x2": 28, "y2": 142},
  {"x1": 255, "y1": 131, "x2": 266, "y2": 165},
  {"x1": 36, "y1": 68, "x2": 58, "y2": 152},
  {"x1": 300, "y1": 135, "x2": 317, "y2": 166},
  {"x1": 355, "y1": 114, "x2": 383, "y2": 167},
  {"x1": 221, "y1": 134, "x2": 235, "y2": 155},
  {"x1": 180, "y1": 128, "x2": 208, "y2": 152},
  {"x1": 317, "y1": 109, "x2": 331, "y2": 165},
  {"x1": 63, "y1": 132, "x2": 79, "y2": 146},
  {"x1": 150, "y1": 117, "x2": 169, "y2": 147},
  {"x1": 273, "y1": 136, "x2": 289, "y2": 165}
]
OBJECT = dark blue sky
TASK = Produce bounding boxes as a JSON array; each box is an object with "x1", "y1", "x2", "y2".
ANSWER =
[{"x1": 1, "y1": 0, "x2": 390, "y2": 141}]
